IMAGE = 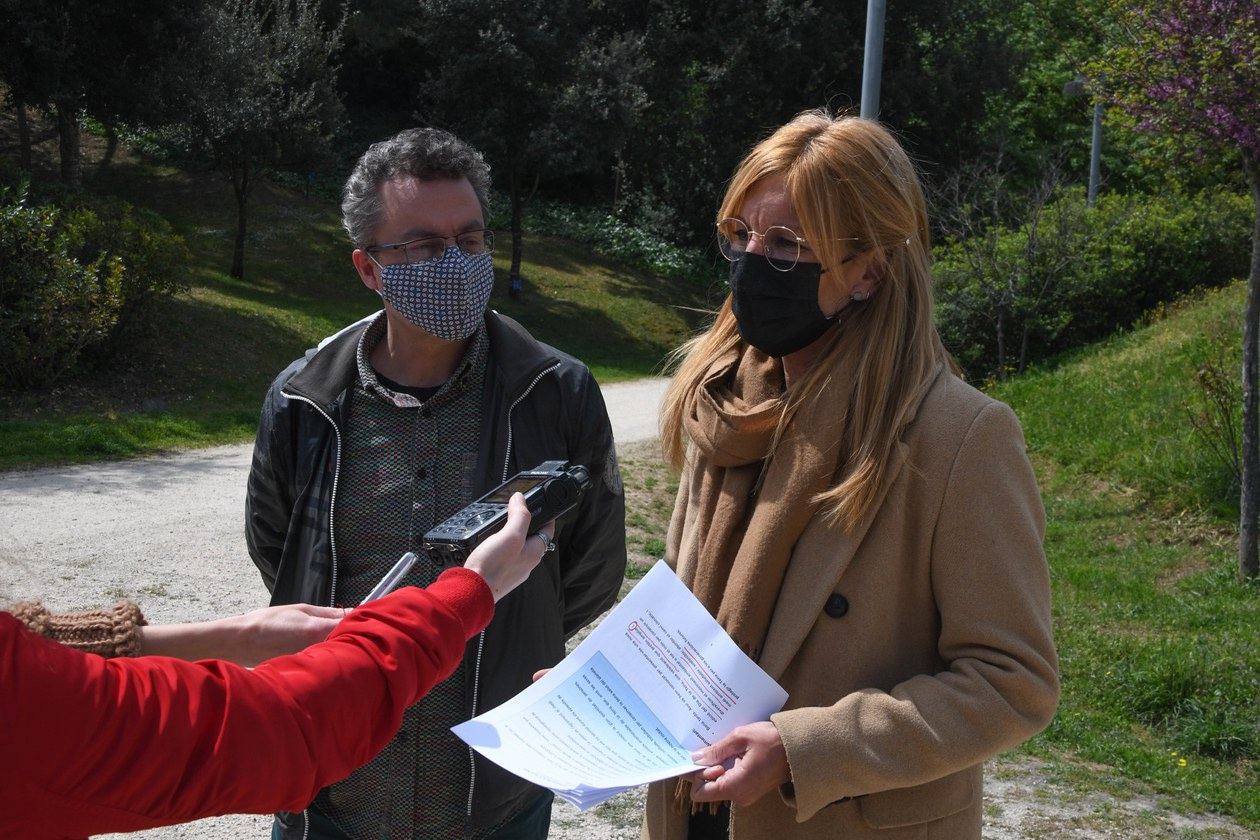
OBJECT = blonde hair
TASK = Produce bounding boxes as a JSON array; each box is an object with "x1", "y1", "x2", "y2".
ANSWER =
[{"x1": 661, "y1": 109, "x2": 957, "y2": 530}]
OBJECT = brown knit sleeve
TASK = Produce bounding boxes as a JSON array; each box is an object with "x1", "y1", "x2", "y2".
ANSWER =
[{"x1": 8, "y1": 599, "x2": 148, "y2": 658}]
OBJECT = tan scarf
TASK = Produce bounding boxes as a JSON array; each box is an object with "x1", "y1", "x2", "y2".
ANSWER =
[
  {"x1": 681, "y1": 344, "x2": 853, "y2": 660},
  {"x1": 674, "y1": 345, "x2": 851, "y2": 814}
]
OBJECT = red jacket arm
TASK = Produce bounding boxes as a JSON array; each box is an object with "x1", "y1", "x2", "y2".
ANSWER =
[{"x1": 0, "y1": 567, "x2": 491, "y2": 839}]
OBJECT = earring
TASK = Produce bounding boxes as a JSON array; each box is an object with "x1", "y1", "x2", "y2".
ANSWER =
[{"x1": 851, "y1": 290, "x2": 869, "y2": 302}]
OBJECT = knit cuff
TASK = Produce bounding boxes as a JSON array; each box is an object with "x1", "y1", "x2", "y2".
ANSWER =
[{"x1": 9, "y1": 599, "x2": 148, "y2": 658}]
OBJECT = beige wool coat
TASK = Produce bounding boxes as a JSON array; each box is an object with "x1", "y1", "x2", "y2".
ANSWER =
[{"x1": 643, "y1": 368, "x2": 1060, "y2": 839}]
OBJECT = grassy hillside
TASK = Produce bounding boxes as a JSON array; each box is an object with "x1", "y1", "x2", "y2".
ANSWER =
[
  {"x1": 0, "y1": 133, "x2": 720, "y2": 470},
  {"x1": 991, "y1": 282, "x2": 1260, "y2": 829}
]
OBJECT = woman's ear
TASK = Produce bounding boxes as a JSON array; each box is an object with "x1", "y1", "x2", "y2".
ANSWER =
[
  {"x1": 850, "y1": 253, "x2": 885, "y2": 300},
  {"x1": 863, "y1": 253, "x2": 887, "y2": 283}
]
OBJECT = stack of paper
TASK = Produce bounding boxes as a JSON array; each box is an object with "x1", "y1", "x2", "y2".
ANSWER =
[{"x1": 452, "y1": 562, "x2": 789, "y2": 811}]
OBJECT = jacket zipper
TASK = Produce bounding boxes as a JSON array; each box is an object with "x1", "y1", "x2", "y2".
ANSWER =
[
  {"x1": 499, "y1": 363, "x2": 560, "y2": 482},
  {"x1": 283, "y1": 391, "x2": 343, "y2": 840},
  {"x1": 466, "y1": 361, "x2": 561, "y2": 835},
  {"x1": 283, "y1": 392, "x2": 345, "y2": 608}
]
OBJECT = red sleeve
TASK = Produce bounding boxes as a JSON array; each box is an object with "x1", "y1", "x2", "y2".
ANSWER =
[{"x1": 0, "y1": 567, "x2": 492, "y2": 840}]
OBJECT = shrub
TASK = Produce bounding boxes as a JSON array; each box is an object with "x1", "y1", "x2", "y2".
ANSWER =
[
  {"x1": 496, "y1": 195, "x2": 721, "y2": 287},
  {"x1": 61, "y1": 195, "x2": 191, "y2": 351},
  {"x1": 0, "y1": 184, "x2": 125, "y2": 387},
  {"x1": 934, "y1": 187, "x2": 1252, "y2": 381},
  {"x1": 0, "y1": 176, "x2": 190, "y2": 388}
]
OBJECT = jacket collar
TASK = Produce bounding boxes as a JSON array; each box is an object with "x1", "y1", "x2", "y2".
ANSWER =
[
  {"x1": 483, "y1": 309, "x2": 563, "y2": 398},
  {"x1": 282, "y1": 315, "x2": 368, "y2": 409},
  {"x1": 282, "y1": 309, "x2": 562, "y2": 409}
]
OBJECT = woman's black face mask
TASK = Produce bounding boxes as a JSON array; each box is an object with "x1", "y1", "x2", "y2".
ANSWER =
[{"x1": 728, "y1": 252, "x2": 838, "y2": 358}]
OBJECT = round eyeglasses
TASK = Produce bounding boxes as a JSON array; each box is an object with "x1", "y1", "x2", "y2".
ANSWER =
[
  {"x1": 716, "y1": 218, "x2": 808, "y2": 272},
  {"x1": 366, "y1": 228, "x2": 495, "y2": 266},
  {"x1": 717, "y1": 218, "x2": 866, "y2": 272}
]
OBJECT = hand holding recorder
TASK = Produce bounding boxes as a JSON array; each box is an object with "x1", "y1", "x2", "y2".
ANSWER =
[
  {"x1": 365, "y1": 462, "x2": 589, "y2": 606},
  {"x1": 424, "y1": 460, "x2": 590, "y2": 560},
  {"x1": 462, "y1": 492, "x2": 555, "y2": 602}
]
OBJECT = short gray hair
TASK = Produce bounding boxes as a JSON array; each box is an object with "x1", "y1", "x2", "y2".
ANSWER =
[{"x1": 341, "y1": 127, "x2": 492, "y2": 248}]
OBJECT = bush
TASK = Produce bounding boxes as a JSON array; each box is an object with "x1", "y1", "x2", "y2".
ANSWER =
[
  {"x1": 61, "y1": 194, "x2": 191, "y2": 351},
  {"x1": 0, "y1": 184, "x2": 125, "y2": 387},
  {"x1": 495, "y1": 195, "x2": 722, "y2": 287},
  {"x1": 934, "y1": 187, "x2": 1252, "y2": 381},
  {"x1": 0, "y1": 176, "x2": 190, "y2": 388}
]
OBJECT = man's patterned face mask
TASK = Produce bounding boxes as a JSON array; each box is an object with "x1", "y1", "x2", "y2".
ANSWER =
[{"x1": 377, "y1": 249, "x2": 494, "y2": 340}]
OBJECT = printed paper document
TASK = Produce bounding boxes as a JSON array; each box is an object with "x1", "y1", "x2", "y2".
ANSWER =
[{"x1": 452, "y1": 562, "x2": 789, "y2": 810}]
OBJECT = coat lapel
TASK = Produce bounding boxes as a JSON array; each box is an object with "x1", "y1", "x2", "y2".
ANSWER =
[
  {"x1": 757, "y1": 436, "x2": 907, "y2": 680},
  {"x1": 757, "y1": 365, "x2": 946, "y2": 680}
]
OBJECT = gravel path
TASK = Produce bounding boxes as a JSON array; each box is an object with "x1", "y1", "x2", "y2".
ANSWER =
[{"x1": 1, "y1": 376, "x2": 1252, "y2": 839}]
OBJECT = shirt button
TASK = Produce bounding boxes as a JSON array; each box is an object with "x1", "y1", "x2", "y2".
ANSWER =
[
  {"x1": 415, "y1": 467, "x2": 427, "y2": 480},
  {"x1": 824, "y1": 593, "x2": 850, "y2": 618}
]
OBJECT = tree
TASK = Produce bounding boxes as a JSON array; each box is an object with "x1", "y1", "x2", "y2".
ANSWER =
[
  {"x1": 0, "y1": 0, "x2": 200, "y2": 187},
  {"x1": 411, "y1": 0, "x2": 649, "y2": 297},
  {"x1": 931, "y1": 158, "x2": 1102, "y2": 380},
  {"x1": 616, "y1": 0, "x2": 868, "y2": 243},
  {"x1": 1082, "y1": 0, "x2": 1260, "y2": 579},
  {"x1": 611, "y1": 0, "x2": 1051, "y2": 246},
  {"x1": 175, "y1": 0, "x2": 345, "y2": 279}
]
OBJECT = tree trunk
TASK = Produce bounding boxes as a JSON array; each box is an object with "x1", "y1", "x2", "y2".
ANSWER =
[
  {"x1": 1018, "y1": 321, "x2": 1030, "y2": 375},
  {"x1": 55, "y1": 101, "x2": 81, "y2": 188},
  {"x1": 100, "y1": 124, "x2": 119, "y2": 172},
  {"x1": 1239, "y1": 156, "x2": 1260, "y2": 581},
  {"x1": 230, "y1": 159, "x2": 250, "y2": 280},
  {"x1": 612, "y1": 154, "x2": 622, "y2": 211},
  {"x1": 508, "y1": 169, "x2": 524, "y2": 298},
  {"x1": 15, "y1": 96, "x2": 32, "y2": 172},
  {"x1": 995, "y1": 307, "x2": 1008, "y2": 382}
]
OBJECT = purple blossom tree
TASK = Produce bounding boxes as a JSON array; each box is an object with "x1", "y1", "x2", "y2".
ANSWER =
[{"x1": 1085, "y1": 0, "x2": 1260, "y2": 580}]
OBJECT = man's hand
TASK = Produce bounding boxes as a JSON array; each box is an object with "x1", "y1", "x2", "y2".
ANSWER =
[{"x1": 688, "y1": 721, "x2": 790, "y2": 807}]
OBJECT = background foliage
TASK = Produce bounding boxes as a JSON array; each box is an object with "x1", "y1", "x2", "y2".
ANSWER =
[
  {"x1": 0, "y1": 166, "x2": 189, "y2": 387},
  {"x1": 934, "y1": 186, "x2": 1252, "y2": 380}
]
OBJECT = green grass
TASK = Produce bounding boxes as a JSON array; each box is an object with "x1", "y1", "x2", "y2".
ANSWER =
[
  {"x1": 998, "y1": 284, "x2": 1246, "y2": 514},
  {"x1": 992, "y1": 281, "x2": 1260, "y2": 829},
  {"x1": 0, "y1": 138, "x2": 718, "y2": 470},
  {"x1": 617, "y1": 438, "x2": 679, "y2": 576}
]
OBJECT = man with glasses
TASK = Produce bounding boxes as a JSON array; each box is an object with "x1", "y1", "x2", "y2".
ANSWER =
[{"x1": 245, "y1": 127, "x2": 627, "y2": 840}]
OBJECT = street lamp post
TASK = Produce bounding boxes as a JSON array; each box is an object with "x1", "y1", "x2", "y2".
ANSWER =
[
  {"x1": 1063, "y1": 75, "x2": 1103, "y2": 206},
  {"x1": 861, "y1": 0, "x2": 887, "y2": 118}
]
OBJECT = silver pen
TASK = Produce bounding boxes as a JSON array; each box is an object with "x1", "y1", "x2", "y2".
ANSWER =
[{"x1": 360, "y1": 551, "x2": 420, "y2": 604}]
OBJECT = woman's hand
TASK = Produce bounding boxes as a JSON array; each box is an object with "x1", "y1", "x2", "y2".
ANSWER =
[
  {"x1": 688, "y1": 721, "x2": 790, "y2": 807},
  {"x1": 137, "y1": 603, "x2": 346, "y2": 667},
  {"x1": 463, "y1": 492, "x2": 553, "y2": 602}
]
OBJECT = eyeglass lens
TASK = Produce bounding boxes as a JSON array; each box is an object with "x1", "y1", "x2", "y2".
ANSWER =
[
  {"x1": 716, "y1": 219, "x2": 801, "y2": 271},
  {"x1": 383, "y1": 229, "x2": 494, "y2": 264}
]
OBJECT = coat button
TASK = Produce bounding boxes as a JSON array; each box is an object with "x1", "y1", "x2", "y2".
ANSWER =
[{"x1": 824, "y1": 593, "x2": 849, "y2": 618}]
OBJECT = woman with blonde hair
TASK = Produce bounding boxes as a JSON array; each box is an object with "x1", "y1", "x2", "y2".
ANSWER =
[{"x1": 645, "y1": 110, "x2": 1059, "y2": 839}]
